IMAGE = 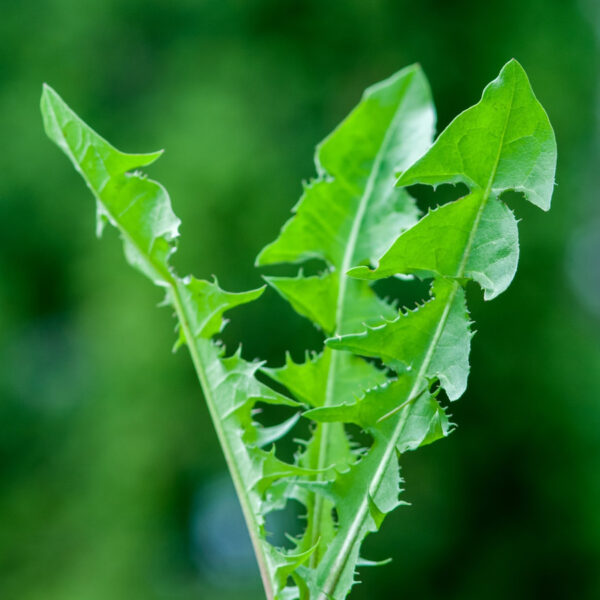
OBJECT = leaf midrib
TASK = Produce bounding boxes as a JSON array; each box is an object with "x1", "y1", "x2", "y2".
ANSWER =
[{"x1": 309, "y1": 71, "x2": 416, "y2": 566}]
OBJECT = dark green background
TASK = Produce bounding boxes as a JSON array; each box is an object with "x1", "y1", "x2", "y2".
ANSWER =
[{"x1": 1, "y1": 1, "x2": 599, "y2": 598}]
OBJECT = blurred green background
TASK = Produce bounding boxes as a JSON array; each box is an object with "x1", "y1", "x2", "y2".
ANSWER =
[{"x1": 1, "y1": 1, "x2": 599, "y2": 598}]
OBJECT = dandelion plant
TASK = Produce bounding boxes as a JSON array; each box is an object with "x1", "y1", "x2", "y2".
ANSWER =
[{"x1": 41, "y1": 58, "x2": 556, "y2": 600}]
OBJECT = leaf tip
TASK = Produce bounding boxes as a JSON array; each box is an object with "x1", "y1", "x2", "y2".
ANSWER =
[
  {"x1": 254, "y1": 247, "x2": 270, "y2": 267},
  {"x1": 40, "y1": 84, "x2": 64, "y2": 120},
  {"x1": 40, "y1": 82, "x2": 56, "y2": 100}
]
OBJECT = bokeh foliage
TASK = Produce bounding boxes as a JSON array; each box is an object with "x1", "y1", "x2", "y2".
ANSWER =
[{"x1": 0, "y1": 1, "x2": 598, "y2": 599}]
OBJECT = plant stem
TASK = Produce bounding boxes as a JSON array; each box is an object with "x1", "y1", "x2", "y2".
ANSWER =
[{"x1": 170, "y1": 283, "x2": 274, "y2": 600}]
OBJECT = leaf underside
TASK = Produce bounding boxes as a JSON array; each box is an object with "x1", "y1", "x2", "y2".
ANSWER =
[{"x1": 42, "y1": 58, "x2": 556, "y2": 600}]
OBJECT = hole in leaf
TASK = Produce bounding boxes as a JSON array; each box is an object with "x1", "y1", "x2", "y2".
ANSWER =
[
  {"x1": 331, "y1": 506, "x2": 339, "y2": 526},
  {"x1": 498, "y1": 188, "x2": 526, "y2": 206},
  {"x1": 373, "y1": 274, "x2": 432, "y2": 314},
  {"x1": 257, "y1": 257, "x2": 329, "y2": 278},
  {"x1": 221, "y1": 282, "x2": 324, "y2": 363},
  {"x1": 251, "y1": 400, "x2": 307, "y2": 464},
  {"x1": 345, "y1": 422, "x2": 373, "y2": 456},
  {"x1": 407, "y1": 182, "x2": 469, "y2": 214},
  {"x1": 255, "y1": 368, "x2": 295, "y2": 399},
  {"x1": 265, "y1": 498, "x2": 306, "y2": 550}
]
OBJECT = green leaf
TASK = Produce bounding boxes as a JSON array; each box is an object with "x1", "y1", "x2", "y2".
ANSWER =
[
  {"x1": 257, "y1": 64, "x2": 435, "y2": 336},
  {"x1": 328, "y1": 278, "x2": 472, "y2": 402},
  {"x1": 258, "y1": 65, "x2": 436, "y2": 579},
  {"x1": 397, "y1": 59, "x2": 556, "y2": 210},
  {"x1": 264, "y1": 349, "x2": 387, "y2": 410},
  {"x1": 41, "y1": 85, "x2": 178, "y2": 284},
  {"x1": 41, "y1": 85, "x2": 314, "y2": 600},
  {"x1": 351, "y1": 59, "x2": 556, "y2": 301},
  {"x1": 350, "y1": 192, "x2": 519, "y2": 300},
  {"x1": 264, "y1": 272, "x2": 339, "y2": 334},
  {"x1": 291, "y1": 60, "x2": 555, "y2": 600},
  {"x1": 170, "y1": 276, "x2": 266, "y2": 341},
  {"x1": 44, "y1": 57, "x2": 556, "y2": 600}
]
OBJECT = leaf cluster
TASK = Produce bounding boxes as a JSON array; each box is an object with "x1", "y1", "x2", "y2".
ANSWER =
[{"x1": 41, "y1": 59, "x2": 556, "y2": 600}]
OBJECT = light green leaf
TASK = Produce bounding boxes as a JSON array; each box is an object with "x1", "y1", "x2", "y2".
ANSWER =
[
  {"x1": 257, "y1": 64, "x2": 435, "y2": 336},
  {"x1": 296, "y1": 60, "x2": 556, "y2": 600},
  {"x1": 264, "y1": 272, "x2": 338, "y2": 334},
  {"x1": 351, "y1": 59, "x2": 556, "y2": 301},
  {"x1": 41, "y1": 84, "x2": 178, "y2": 284},
  {"x1": 328, "y1": 278, "x2": 472, "y2": 401},
  {"x1": 171, "y1": 276, "x2": 266, "y2": 340},
  {"x1": 350, "y1": 192, "x2": 519, "y2": 300},
  {"x1": 44, "y1": 58, "x2": 556, "y2": 600},
  {"x1": 264, "y1": 349, "x2": 387, "y2": 409},
  {"x1": 42, "y1": 85, "x2": 314, "y2": 600},
  {"x1": 397, "y1": 59, "x2": 556, "y2": 210},
  {"x1": 257, "y1": 66, "x2": 436, "y2": 580}
]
